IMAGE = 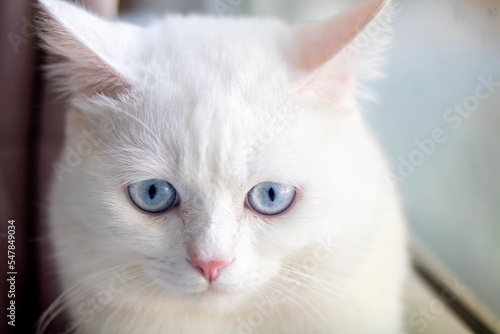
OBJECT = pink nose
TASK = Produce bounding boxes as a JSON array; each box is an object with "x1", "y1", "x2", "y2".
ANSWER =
[{"x1": 189, "y1": 258, "x2": 232, "y2": 282}]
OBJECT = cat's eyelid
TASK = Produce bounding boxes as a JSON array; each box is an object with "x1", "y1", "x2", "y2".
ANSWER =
[{"x1": 245, "y1": 179, "x2": 302, "y2": 194}]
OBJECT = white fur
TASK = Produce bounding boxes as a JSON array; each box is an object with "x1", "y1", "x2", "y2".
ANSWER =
[{"x1": 39, "y1": 0, "x2": 407, "y2": 333}]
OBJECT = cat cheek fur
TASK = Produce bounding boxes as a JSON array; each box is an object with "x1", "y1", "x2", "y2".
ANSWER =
[{"x1": 39, "y1": 0, "x2": 407, "y2": 333}]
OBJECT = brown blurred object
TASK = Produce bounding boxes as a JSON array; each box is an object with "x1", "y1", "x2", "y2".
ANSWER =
[
  {"x1": 0, "y1": 1, "x2": 118, "y2": 333},
  {"x1": 0, "y1": 0, "x2": 39, "y2": 333}
]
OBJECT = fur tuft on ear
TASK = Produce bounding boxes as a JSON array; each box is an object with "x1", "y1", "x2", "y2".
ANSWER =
[
  {"x1": 36, "y1": 0, "x2": 140, "y2": 98},
  {"x1": 291, "y1": 0, "x2": 395, "y2": 104}
]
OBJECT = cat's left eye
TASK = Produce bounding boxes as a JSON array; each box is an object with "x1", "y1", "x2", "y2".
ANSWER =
[
  {"x1": 247, "y1": 182, "x2": 296, "y2": 216},
  {"x1": 128, "y1": 179, "x2": 177, "y2": 213}
]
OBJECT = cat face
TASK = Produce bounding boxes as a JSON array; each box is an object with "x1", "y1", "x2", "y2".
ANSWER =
[
  {"x1": 64, "y1": 65, "x2": 335, "y2": 299},
  {"x1": 40, "y1": 0, "x2": 388, "y2": 301}
]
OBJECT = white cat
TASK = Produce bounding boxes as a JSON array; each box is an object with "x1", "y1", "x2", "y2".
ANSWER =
[{"x1": 38, "y1": 0, "x2": 407, "y2": 333}]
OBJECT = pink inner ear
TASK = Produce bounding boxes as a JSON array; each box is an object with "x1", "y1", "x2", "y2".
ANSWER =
[
  {"x1": 38, "y1": 1, "x2": 132, "y2": 98},
  {"x1": 69, "y1": 57, "x2": 131, "y2": 97},
  {"x1": 294, "y1": 0, "x2": 384, "y2": 71},
  {"x1": 46, "y1": 28, "x2": 131, "y2": 98}
]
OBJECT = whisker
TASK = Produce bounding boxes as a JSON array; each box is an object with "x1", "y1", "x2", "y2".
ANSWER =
[
  {"x1": 265, "y1": 280, "x2": 329, "y2": 331},
  {"x1": 280, "y1": 263, "x2": 378, "y2": 309},
  {"x1": 273, "y1": 274, "x2": 357, "y2": 317},
  {"x1": 101, "y1": 274, "x2": 155, "y2": 333},
  {"x1": 253, "y1": 286, "x2": 286, "y2": 330},
  {"x1": 37, "y1": 261, "x2": 150, "y2": 334}
]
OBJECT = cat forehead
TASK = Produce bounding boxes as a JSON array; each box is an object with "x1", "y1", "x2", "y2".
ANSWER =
[
  {"x1": 114, "y1": 17, "x2": 297, "y2": 167},
  {"x1": 103, "y1": 59, "x2": 297, "y2": 188},
  {"x1": 132, "y1": 16, "x2": 293, "y2": 91},
  {"x1": 100, "y1": 76, "x2": 299, "y2": 192},
  {"x1": 116, "y1": 79, "x2": 296, "y2": 186}
]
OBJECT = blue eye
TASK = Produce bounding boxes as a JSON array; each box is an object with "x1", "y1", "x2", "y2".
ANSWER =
[
  {"x1": 247, "y1": 182, "x2": 296, "y2": 216},
  {"x1": 128, "y1": 179, "x2": 177, "y2": 213}
]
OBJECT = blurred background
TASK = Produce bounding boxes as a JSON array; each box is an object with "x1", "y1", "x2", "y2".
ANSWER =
[{"x1": 0, "y1": 0, "x2": 499, "y2": 333}]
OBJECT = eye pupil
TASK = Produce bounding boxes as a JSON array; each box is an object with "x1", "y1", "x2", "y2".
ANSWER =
[
  {"x1": 268, "y1": 188, "x2": 275, "y2": 202},
  {"x1": 148, "y1": 185, "x2": 157, "y2": 199}
]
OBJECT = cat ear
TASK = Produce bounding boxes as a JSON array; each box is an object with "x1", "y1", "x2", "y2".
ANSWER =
[
  {"x1": 37, "y1": 0, "x2": 139, "y2": 98},
  {"x1": 292, "y1": 0, "x2": 392, "y2": 104}
]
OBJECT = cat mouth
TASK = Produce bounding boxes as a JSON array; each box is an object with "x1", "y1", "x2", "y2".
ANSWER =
[{"x1": 188, "y1": 282, "x2": 240, "y2": 299}]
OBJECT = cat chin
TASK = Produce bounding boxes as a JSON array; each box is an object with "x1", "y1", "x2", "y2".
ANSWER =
[
  {"x1": 144, "y1": 269, "x2": 242, "y2": 297},
  {"x1": 185, "y1": 287, "x2": 246, "y2": 303},
  {"x1": 151, "y1": 279, "x2": 254, "y2": 309},
  {"x1": 162, "y1": 279, "x2": 250, "y2": 298},
  {"x1": 144, "y1": 268, "x2": 267, "y2": 308}
]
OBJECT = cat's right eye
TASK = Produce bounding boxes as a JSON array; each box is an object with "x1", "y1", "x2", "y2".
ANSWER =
[
  {"x1": 128, "y1": 179, "x2": 177, "y2": 213},
  {"x1": 247, "y1": 182, "x2": 296, "y2": 216}
]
